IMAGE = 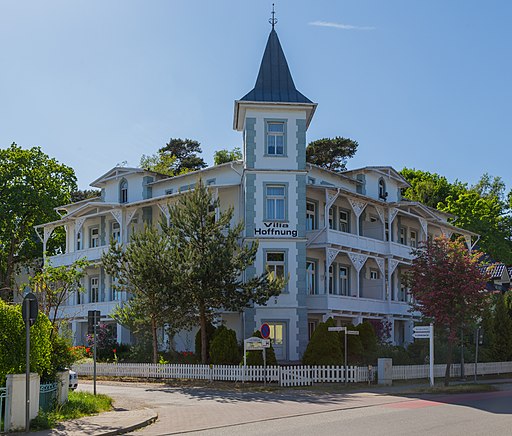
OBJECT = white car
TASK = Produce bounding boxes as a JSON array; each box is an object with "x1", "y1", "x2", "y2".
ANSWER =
[{"x1": 69, "y1": 370, "x2": 78, "y2": 390}]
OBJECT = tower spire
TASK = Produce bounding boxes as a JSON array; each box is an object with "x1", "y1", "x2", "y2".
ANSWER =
[{"x1": 269, "y1": 3, "x2": 277, "y2": 29}]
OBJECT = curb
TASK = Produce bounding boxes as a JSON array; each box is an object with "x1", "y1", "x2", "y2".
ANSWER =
[{"x1": 97, "y1": 410, "x2": 158, "y2": 436}]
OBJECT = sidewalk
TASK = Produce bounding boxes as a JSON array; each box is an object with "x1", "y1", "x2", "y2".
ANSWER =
[{"x1": 29, "y1": 408, "x2": 157, "y2": 436}]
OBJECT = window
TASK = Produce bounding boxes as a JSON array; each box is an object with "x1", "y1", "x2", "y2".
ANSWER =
[
  {"x1": 328, "y1": 207, "x2": 335, "y2": 230},
  {"x1": 206, "y1": 178, "x2": 216, "y2": 186},
  {"x1": 385, "y1": 221, "x2": 390, "y2": 241},
  {"x1": 306, "y1": 261, "x2": 317, "y2": 295},
  {"x1": 339, "y1": 266, "x2": 349, "y2": 296},
  {"x1": 90, "y1": 227, "x2": 99, "y2": 248},
  {"x1": 339, "y1": 210, "x2": 350, "y2": 233},
  {"x1": 265, "y1": 185, "x2": 286, "y2": 220},
  {"x1": 266, "y1": 252, "x2": 285, "y2": 279},
  {"x1": 306, "y1": 201, "x2": 316, "y2": 231},
  {"x1": 378, "y1": 178, "x2": 387, "y2": 200},
  {"x1": 120, "y1": 180, "x2": 128, "y2": 203},
  {"x1": 328, "y1": 265, "x2": 335, "y2": 294},
  {"x1": 165, "y1": 188, "x2": 173, "y2": 195},
  {"x1": 410, "y1": 230, "x2": 417, "y2": 248},
  {"x1": 76, "y1": 289, "x2": 82, "y2": 305},
  {"x1": 111, "y1": 222, "x2": 121, "y2": 244},
  {"x1": 110, "y1": 276, "x2": 120, "y2": 301},
  {"x1": 266, "y1": 121, "x2": 285, "y2": 155},
  {"x1": 90, "y1": 276, "x2": 99, "y2": 303},
  {"x1": 370, "y1": 269, "x2": 379, "y2": 280},
  {"x1": 76, "y1": 231, "x2": 82, "y2": 251},
  {"x1": 399, "y1": 227, "x2": 407, "y2": 245}
]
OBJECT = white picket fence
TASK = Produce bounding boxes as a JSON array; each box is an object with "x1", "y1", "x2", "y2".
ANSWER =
[
  {"x1": 73, "y1": 363, "x2": 371, "y2": 387},
  {"x1": 393, "y1": 361, "x2": 512, "y2": 380},
  {"x1": 73, "y1": 360, "x2": 512, "y2": 387}
]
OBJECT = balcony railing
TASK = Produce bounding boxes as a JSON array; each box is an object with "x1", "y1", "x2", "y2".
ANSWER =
[
  {"x1": 308, "y1": 228, "x2": 414, "y2": 259},
  {"x1": 47, "y1": 246, "x2": 108, "y2": 267}
]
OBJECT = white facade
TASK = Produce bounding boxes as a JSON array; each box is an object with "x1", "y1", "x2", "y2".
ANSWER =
[{"x1": 37, "y1": 28, "x2": 477, "y2": 362}]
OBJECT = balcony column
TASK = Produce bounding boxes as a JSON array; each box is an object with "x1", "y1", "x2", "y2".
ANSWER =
[
  {"x1": 110, "y1": 209, "x2": 123, "y2": 244},
  {"x1": 388, "y1": 208, "x2": 399, "y2": 242},
  {"x1": 326, "y1": 248, "x2": 340, "y2": 294},
  {"x1": 348, "y1": 199, "x2": 367, "y2": 236},
  {"x1": 324, "y1": 189, "x2": 340, "y2": 228},
  {"x1": 347, "y1": 253, "x2": 368, "y2": 298},
  {"x1": 388, "y1": 259, "x2": 399, "y2": 302},
  {"x1": 419, "y1": 218, "x2": 428, "y2": 243}
]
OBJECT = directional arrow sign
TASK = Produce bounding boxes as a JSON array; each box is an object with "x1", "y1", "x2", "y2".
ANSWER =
[
  {"x1": 328, "y1": 327, "x2": 346, "y2": 332},
  {"x1": 413, "y1": 332, "x2": 431, "y2": 339},
  {"x1": 413, "y1": 326, "x2": 431, "y2": 333}
]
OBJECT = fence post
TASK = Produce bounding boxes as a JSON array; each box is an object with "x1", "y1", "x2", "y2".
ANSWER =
[
  {"x1": 378, "y1": 358, "x2": 393, "y2": 386},
  {"x1": 56, "y1": 370, "x2": 69, "y2": 404}
]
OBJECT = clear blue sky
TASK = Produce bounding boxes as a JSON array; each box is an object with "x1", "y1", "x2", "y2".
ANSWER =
[{"x1": 1, "y1": 1, "x2": 510, "y2": 191}]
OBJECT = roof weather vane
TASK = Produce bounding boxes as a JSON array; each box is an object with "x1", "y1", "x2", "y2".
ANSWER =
[{"x1": 269, "y1": 3, "x2": 277, "y2": 29}]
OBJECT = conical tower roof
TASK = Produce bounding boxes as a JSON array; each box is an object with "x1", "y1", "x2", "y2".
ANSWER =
[{"x1": 240, "y1": 29, "x2": 312, "y2": 104}]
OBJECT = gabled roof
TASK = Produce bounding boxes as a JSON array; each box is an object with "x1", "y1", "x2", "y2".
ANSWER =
[
  {"x1": 240, "y1": 29, "x2": 312, "y2": 104},
  {"x1": 90, "y1": 167, "x2": 162, "y2": 188},
  {"x1": 344, "y1": 166, "x2": 411, "y2": 188}
]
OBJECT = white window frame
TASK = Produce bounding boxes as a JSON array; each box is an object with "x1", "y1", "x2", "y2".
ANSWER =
[
  {"x1": 90, "y1": 276, "x2": 99, "y2": 303},
  {"x1": 266, "y1": 121, "x2": 285, "y2": 156},
  {"x1": 76, "y1": 231, "x2": 82, "y2": 251},
  {"x1": 339, "y1": 209, "x2": 350, "y2": 233},
  {"x1": 328, "y1": 264, "x2": 336, "y2": 294},
  {"x1": 306, "y1": 201, "x2": 316, "y2": 231},
  {"x1": 89, "y1": 227, "x2": 100, "y2": 248},
  {"x1": 120, "y1": 180, "x2": 128, "y2": 203},
  {"x1": 306, "y1": 260, "x2": 317, "y2": 295},
  {"x1": 399, "y1": 226, "x2": 407, "y2": 245},
  {"x1": 265, "y1": 185, "x2": 286, "y2": 221},
  {"x1": 339, "y1": 265, "x2": 349, "y2": 296},
  {"x1": 370, "y1": 269, "x2": 379, "y2": 280},
  {"x1": 266, "y1": 251, "x2": 285, "y2": 280},
  {"x1": 110, "y1": 221, "x2": 121, "y2": 244},
  {"x1": 410, "y1": 230, "x2": 417, "y2": 248}
]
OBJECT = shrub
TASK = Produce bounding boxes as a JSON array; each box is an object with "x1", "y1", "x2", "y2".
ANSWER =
[
  {"x1": 210, "y1": 326, "x2": 240, "y2": 365},
  {"x1": 0, "y1": 299, "x2": 53, "y2": 385},
  {"x1": 356, "y1": 322, "x2": 378, "y2": 364},
  {"x1": 302, "y1": 318, "x2": 343, "y2": 365},
  {"x1": 342, "y1": 323, "x2": 364, "y2": 365},
  {"x1": 244, "y1": 330, "x2": 277, "y2": 365},
  {"x1": 85, "y1": 323, "x2": 117, "y2": 361},
  {"x1": 376, "y1": 344, "x2": 412, "y2": 365}
]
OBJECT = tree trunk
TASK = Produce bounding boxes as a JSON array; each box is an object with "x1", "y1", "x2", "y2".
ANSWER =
[
  {"x1": 444, "y1": 338, "x2": 454, "y2": 386},
  {"x1": 151, "y1": 317, "x2": 158, "y2": 364},
  {"x1": 200, "y1": 304, "x2": 208, "y2": 364}
]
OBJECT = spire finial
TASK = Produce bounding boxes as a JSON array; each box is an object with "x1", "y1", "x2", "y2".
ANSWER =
[{"x1": 269, "y1": 3, "x2": 277, "y2": 29}]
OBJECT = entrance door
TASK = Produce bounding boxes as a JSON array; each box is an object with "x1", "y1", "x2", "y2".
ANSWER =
[{"x1": 268, "y1": 322, "x2": 286, "y2": 361}]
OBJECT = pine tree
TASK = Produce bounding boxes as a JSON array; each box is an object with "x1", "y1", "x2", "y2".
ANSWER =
[
  {"x1": 491, "y1": 294, "x2": 512, "y2": 361},
  {"x1": 302, "y1": 318, "x2": 343, "y2": 365}
]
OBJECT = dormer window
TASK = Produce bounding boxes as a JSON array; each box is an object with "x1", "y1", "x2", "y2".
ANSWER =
[
  {"x1": 120, "y1": 179, "x2": 128, "y2": 203},
  {"x1": 378, "y1": 178, "x2": 387, "y2": 201},
  {"x1": 266, "y1": 121, "x2": 285, "y2": 156}
]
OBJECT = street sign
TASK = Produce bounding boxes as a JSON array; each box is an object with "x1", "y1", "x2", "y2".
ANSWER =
[
  {"x1": 328, "y1": 327, "x2": 346, "y2": 332},
  {"x1": 347, "y1": 331, "x2": 360, "y2": 336},
  {"x1": 260, "y1": 323, "x2": 270, "y2": 339},
  {"x1": 413, "y1": 332, "x2": 431, "y2": 339},
  {"x1": 22, "y1": 293, "x2": 38, "y2": 327},
  {"x1": 413, "y1": 326, "x2": 430, "y2": 333},
  {"x1": 244, "y1": 337, "x2": 270, "y2": 350}
]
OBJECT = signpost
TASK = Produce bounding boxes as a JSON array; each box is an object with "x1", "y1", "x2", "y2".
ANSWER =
[
  {"x1": 23, "y1": 292, "x2": 38, "y2": 432},
  {"x1": 243, "y1": 336, "x2": 271, "y2": 384},
  {"x1": 413, "y1": 324, "x2": 434, "y2": 386},
  {"x1": 88, "y1": 310, "x2": 101, "y2": 395},
  {"x1": 328, "y1": 326, "x2": 360, "y2": 385},
  {"x1": 260, "y1": 323, "x2": 270, "y2": 339}
]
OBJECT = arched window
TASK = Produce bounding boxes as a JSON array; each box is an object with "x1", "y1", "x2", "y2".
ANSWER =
[
  {"x1": 120, "y1": 179, "x2": 128, "y2": 203},
  {"x1": 378, "y1": 178, "x2": 387, "y2": 200}
]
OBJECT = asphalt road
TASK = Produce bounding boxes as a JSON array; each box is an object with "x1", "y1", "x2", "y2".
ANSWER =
[{"x1": 79, "y1": 380, "x2": 512, "y2": 436}]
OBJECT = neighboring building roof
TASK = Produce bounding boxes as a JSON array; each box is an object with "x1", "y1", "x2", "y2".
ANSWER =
[
  {"x1": 90, "y1": 166, "x2": 164, "y2": 188},
  {"x1": 240, "y1": 29, "x2": 312, "y2": 104},
  {"x1": 344, "y1": 166, "x2": 411, "y2": 188},
  {"x1": 481, "y1": 263, "x2": 509, "y2": 281}
]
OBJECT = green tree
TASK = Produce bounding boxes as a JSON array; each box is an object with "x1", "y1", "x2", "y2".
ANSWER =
[
  {"x1": 209, "y1": 326, "x2": 240, "y2": 365},
  {"x1": 306, "y1": 137, "x2": 358, "y2": 172},
  {"x1": 408, "y1": 236, "x2": 490, "y2": 385},
  {"x1": 0, "y1": 143, "x2": 77, "y2": 299},
  {"x1": 302, "y1": 318, "x2": 343, "y2": 365},
  {"x1": 355, "y1": 322, "x2": 378, "y2": 364},
  {"x1": 70, "y1": 189, "x2": 101, "y2": 203},
  {"x1": 195, "y1": 322, "x2": 217, "y2": 362},
  {"x1": 162, "y1": 180, "x2": 283, "y2": 363},
  {"x1": 29, "y1": 258, "x2": 89, "y2": 334},
  {"x1": 491, "y1": 294, "x2": 512, "y2": 361},
  {"x1": 102, "y1": 226, "x2": 188, "y2": 363},
  {"x1": 213, "y1": 147, "x2": 242, "y2": 165},
  {"x1": 141, "y1": 138, "x2": 207, "y2": 176}
]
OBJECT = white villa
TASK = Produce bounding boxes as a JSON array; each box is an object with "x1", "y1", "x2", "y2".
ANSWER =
[{"x1": 37, "y1": 25, "x2": 477, "y2": 362}]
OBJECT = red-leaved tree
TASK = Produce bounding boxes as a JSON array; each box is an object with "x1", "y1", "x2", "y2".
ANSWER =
[{"x1": 408, "y1": 236, "x2": 490, "y2": 385}]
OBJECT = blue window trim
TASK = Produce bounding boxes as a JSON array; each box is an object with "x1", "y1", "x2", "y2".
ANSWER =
[
  {"x1": 306, "y1": 257, "x2": 318, "y2": 295},
  {"x1": 263, "y1": 182, "x2": 289, "y2": 222},
  {"x1": 264, "y1": 118, "x2": 287, "y2": 157},
  {"x1": 263, "y1": 248, "x2": 289, "y2": 293}
]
